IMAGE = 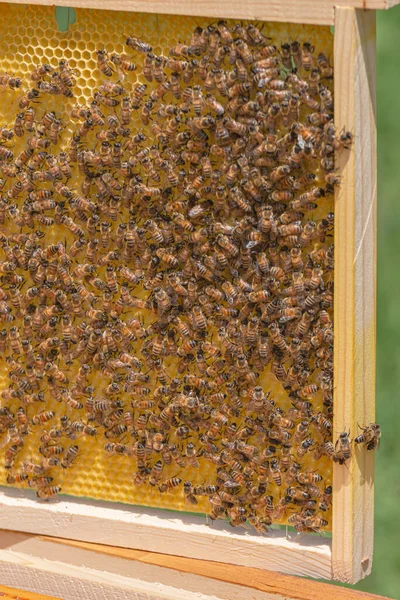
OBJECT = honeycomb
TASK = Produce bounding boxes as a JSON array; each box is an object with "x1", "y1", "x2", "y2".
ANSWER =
[{"x1": 0, "y1": 4, "x2": 335, "y2": 530}]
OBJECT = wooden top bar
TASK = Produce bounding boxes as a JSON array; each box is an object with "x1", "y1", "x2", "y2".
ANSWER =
[{"x1": 2, "y1": 0, "x2": 400, "y2": 26}]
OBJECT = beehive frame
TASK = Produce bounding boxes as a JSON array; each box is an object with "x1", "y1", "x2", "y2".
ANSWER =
[{"x1": 0, "y1": 0, "x2": 383, "y2": 590}]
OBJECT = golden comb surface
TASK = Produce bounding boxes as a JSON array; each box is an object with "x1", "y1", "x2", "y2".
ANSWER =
[{"x1": 0, "y1": 4, "x2": 335, "y2": 531}]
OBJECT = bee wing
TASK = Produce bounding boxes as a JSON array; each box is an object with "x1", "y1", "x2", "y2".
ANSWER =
[
  {"x1": 224, "y1": 480, "x2": 240, "y2": 488},
  {"x1": 367, "y1": 439, "x2": 379, "y2": 451}
]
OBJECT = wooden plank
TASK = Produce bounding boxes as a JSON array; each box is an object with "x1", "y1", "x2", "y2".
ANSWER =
[
  {"x1": 0, "y1": 536, "x2": 252, "y2": 600},
  {"x1": 0, "y1": 531, "x2": 393, "y2": 600},
  {"x1": 0, "y1": 530, "x2": 334, "y2": 600},
  {"x1": 0, "y1": 0, "x2": 394, "y2": 26},
  {"x1": 40, "y1": 535, "x2": 394, "y2": 600},
  {"x1": 333, "y1": 7, "x2": 377, "y2": 585},
  {"x1": 0, "y1": 488, "x2": 332, "y2": 580},
  {"x1": 0, "y1": 585, "x2": 56, "y2": 600}
]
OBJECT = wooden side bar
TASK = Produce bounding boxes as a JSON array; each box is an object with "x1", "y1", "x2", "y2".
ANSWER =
[{"x1": 333, "y1": 7, "x2": 377, "y2": 584}]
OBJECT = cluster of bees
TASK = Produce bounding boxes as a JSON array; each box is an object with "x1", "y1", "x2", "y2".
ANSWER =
[{"x1": 0, "y1": 20, "x2": 381, "y2": 533}]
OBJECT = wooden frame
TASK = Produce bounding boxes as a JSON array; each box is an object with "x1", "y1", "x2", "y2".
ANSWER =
[
  {"x1": 0, "y1": 0, "x2": 398, "y2": 26},
  {"x1": 333, "y1": 7, "x2": 377, "y2": 584},
  {"x1": 0, "y1": 531, "x2": 393, "y2": 600},
  {"x1": 0, "y1": 0, "x2": 379, "y2": 590},
  {"x1": 0, "y1": 487, "x2": 333, "y2": 580}
]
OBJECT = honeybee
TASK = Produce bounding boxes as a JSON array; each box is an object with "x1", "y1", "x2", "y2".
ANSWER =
[
  {"x1": 36, "y1": 485, "x2": 62, "y2": 499},
  {"x1": 0, "y1": 74, "x2": 22, "y2": 90},
  {"x1": 317, "y1": 52, "x2": 334, "y2": 79},
  {"x1": 61, "y1": 445, "x2": 79, "y2": 468},
  {"x1": 18, "y1": 88, "x2": 39, "y2": 109},
  {"x1": 126, "y1": 36, "x2": 152, "y2": 53},
  {"x1": 301, "y1": 42, "x2": 314, "y2": 71},
  {"x1": 354, "y1": 423, "x2": 381, "y2": 451},
  {"x1": 296, "y1": 471, "x2": 322, "y2": 485},
  {"x1": 7, "y1": 472, "x2": 29, "y2": 485},
  {"x1": 183, "y1": 481, "x2": 198, "y2": 505},
  {"x1": 334, "y1": 128, "x2": 353, "y2": 150},
  {"x1": 111, "y1": 53, "x2": 137, "y2": 72},
  {"x1": 158, "y1": 477, "x2": 182, "y2": 493},
  {"x1": 296, "y1": 438, "x2": 314, "y2": 458},
  {"x1": 39, "y1": 445, "x2": 64, "y2": 457},
  {"x1": 333, "y1": 431, "x2": 351, "y2": 465},
  {"x1": 269, "y1": 458, "x2": 282, "y2": 486},
  {"x1": 304, "y1": 516, "x2": 328, "y2": 532},
  {"x1": 31, "y1": 411, "x2": 55, "y2": 426},
  {"x1": 30, "y1": 63, "x2": 52, "y2": 81},
  {"x1": 93, "y1": 92, "x2": 119, "y2": 107},
  {"x1": 320, "y1": 486, "x2": 332, "y2": 512}
]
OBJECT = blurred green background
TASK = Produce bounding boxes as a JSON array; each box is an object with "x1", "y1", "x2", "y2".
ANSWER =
[{"x1": 342, "y1": 8, "x2": 400, "y2": 599}]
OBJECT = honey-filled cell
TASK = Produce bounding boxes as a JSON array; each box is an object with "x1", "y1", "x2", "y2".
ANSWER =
[{"x1": 0, "y1": 4, "x2": 341, "y2": 533}]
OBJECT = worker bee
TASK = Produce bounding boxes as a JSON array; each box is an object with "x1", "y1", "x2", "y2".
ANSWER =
[
  {"x1": 183, "y1": 481, "x2": 198, "y2": 505},
  {"x1": 333, "y1": 431, "x2": 351, "y2": 464},
  {"x1": 0, "y1": 74, "x2": 22, "y2": 90},
  {"x1": 333, "y1": 128, "x2": 353, "y2": 150},
  {"x1": 7, "y1": 472, "x2": 29, "y2": 485},
  {"x1": 296, "y1": 438, "x2": 314, "y2": 458},
  {"x1": 354, "y1": 423, "x2": 381, "y2": 451},
  {"x1": 36, "y1": 485, "x2": 62, "y2": 499},
  {"x1": 320, "y1": 486, "x2": 332, "y2": 512},
  {"x1": 300, "y1": 42, "x2": 314, "y2": 71},
  {"x1": 30, "y1": 63, "x2": 52, "y2": 81},
  {"x1": 93, "y1": 92, "x2": 119, "y2": 107},
  {"x1": 61, "y1": 445, "x2": 79, "y2": 469},
  {"x1": 97, "y1": 49, "x2": 113, "y2": 76},
  {"x1": 39, "y1": 444, "x2": 64, "y2": 458},
  {"x1": 111, "y1": 53, "x2": 137, "y2": 72},
  {"x1": 31, "y1": 411, "x2": 55, "y2": 426},
  {"x1": 126, "y1": 36, "x2": 152, "y2": 53},
  {"x1": 296, "y1": 471, "x2": 323, "y2": 485},
  {"x1": 317, "y1": 52, "x2": 334, "y2": 79},
  {"x1": 158, "y1": 477, "x2": 182, "y2": 493}
]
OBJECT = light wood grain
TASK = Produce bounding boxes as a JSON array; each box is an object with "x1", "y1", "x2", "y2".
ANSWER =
[
  {"x1": 1, "y1": 0, "x2": 399, "y2": 26},
  {"x1": 0, "y1": 529, "x2": 338, "y2": 600},
  {"x1": 0, "y1": 539, "x2": 242, "y2": 600},
  {"x1": 0, "y1": 585, "x2": 56, "y2": 600},
  {"x1": 0, "y1": 488, "x2": 332, "y2": 579},
  {"x1": 333, "y1": 7, "x2": 377, "y2": 585},
  {"x1": 39, "y1": 535, "x2": 394, "y2": 600},
  {"x1": 0, "y1": 530, "x2": 393, "y2": 600}
]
